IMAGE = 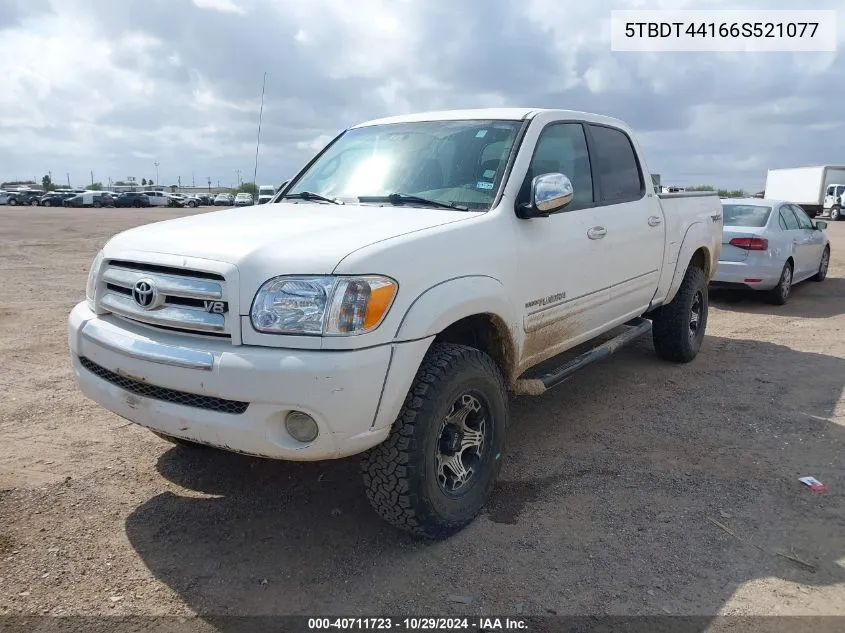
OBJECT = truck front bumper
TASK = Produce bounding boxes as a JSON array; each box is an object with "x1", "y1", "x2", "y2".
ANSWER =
[{"x1": 68, "y1": 302, "x2": 431, "y2": 460}]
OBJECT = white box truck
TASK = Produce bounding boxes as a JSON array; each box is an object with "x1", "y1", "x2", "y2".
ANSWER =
[{"x1": 764, "y1": 165, "x2": 845, "y2": 220}]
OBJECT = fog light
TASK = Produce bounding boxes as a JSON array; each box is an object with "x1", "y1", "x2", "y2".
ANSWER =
[{"x1": 285, "y1": 411, "x2": 319, "y2": 443}]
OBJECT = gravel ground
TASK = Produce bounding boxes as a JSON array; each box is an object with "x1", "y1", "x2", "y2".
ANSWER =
[{"x1": 0, "y1": 207, "x2": 843, "y2": 625}]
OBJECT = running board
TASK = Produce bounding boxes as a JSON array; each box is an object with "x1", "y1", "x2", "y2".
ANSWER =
[{"x1": 512, "y1": 318, "x2": 652, "y2": 396}]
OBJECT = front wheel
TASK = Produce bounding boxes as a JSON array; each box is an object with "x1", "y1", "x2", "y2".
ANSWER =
[
  {"x1": 830, "y1": 206, "x2": 841, "y2": 221},
  {"x1": 8, "y1": 199, "x2": 17, "y2": 206},
  {"x1": 651, "y1": 266, "x2": 708, "y2": 363},
  {"x1": 362, "y1": 343, "x2": 508, "y2": 539}
]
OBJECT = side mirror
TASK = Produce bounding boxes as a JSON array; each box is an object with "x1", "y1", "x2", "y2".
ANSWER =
[
  {"x1": 814, "y1": 220, "x2": 828, "y2": 230},
  {"x1": 517, "y1": 173, "x2": 574, "y2": 219},
  {"x1": 276, "y1": 180, "x2": 290, "y2": 193}
]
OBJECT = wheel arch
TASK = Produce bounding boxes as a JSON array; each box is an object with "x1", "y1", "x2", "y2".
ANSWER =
[{"x1": 371, "y1": 277, "x2": 520, "y2": 431}]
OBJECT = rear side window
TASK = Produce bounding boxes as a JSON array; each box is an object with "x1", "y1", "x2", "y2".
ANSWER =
[
  {"x1": 790, "y1": 204, "x2": 814, "y2": 229},
  {"x1": 779, "y1": 207, "x2": 800, "y2": 230},
  {"x1": 587, "y1": 124, "x2": 644, "y2": 202},
  {"x1": 722, "y1": 204, "x2": 771, "y2": 227}
]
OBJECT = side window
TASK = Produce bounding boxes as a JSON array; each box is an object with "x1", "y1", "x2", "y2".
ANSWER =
[
  {"x1": 826, "y1": 185, "x2": 835, "y2": 196},
  {"x1": 779, "y1": 206, "x2": 800, "y2": 230},
  {"x1": 791, "y1": 204, "x2": 813, "y2": 229},
  {"x1": 778, "y1": 212, "x2": 788, "y2": 230},
  {"x1": 836, "y1": 185, "x2": 845, "y2": 197},
  {"x1": 524, "y1": 122, "x2": 593, "y2": 208},
  {"x1": 587, "y1": 124, "x2": 644, "y2": 202}
]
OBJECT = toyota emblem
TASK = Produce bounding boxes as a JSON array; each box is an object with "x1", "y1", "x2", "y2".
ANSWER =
[{"x1": 132, "y1": 279, "x2": 157, "y2": 309}]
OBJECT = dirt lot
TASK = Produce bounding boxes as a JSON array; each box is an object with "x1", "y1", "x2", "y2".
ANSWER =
[{"x1": 1, "y1": 207, "x2": 844, "y2": 623}]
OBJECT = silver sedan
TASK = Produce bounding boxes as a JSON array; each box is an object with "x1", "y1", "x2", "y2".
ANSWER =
[{"x1": 710, "y1": 198, "x2": 831, "y2": 304}]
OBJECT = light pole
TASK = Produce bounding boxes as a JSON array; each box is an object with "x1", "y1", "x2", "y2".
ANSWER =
[{"x1": 154, "y1": 161, "x2": 160, "y2": 185}]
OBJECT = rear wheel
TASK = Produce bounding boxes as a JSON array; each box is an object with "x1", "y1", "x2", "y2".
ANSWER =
[
  {"x1": 651, "y1": 266, "x2": 708, "y2": 363},
  {"x1": 8, "y1": 199, "x2": 17, "y2": 206},
  {"x1": 830, "y1": 206, "x2": 841, "y2": 221},
  {"x1": 767, "y1": 261, "x2": 793, "y2": 305},
  {"x1": 93, "y1": 201, "x2": 101, "y2": 208},
  {"x1": 362, "y1": 343, "x2": 508, "y2": 539},
  {"x1": 811, "y1": 247, "x2": 830, "y2": 282}
]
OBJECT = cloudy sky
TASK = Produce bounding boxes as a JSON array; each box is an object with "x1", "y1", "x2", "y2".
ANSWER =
[{"x1": 1, "y1": 0, "x2": 842, "y2": 192}]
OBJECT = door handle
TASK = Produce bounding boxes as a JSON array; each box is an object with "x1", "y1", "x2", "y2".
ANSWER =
[
  {"x1": 648, "y1": 215, "x2": 662, "y2": 226},
  {"x1": 587, "y1": 226, "x2": 607, "y2": 240}
]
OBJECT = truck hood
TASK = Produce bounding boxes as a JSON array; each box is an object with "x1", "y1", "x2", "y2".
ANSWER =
[{"x1": 105, "y1": 202, "x2": 474, "y2": 274}]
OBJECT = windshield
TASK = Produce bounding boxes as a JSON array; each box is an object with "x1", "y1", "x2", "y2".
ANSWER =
[
  {"x1": 722, "y1": 204, "x2": 772, "y2": 227},
  {"x1": 285, "y1": 119, "x2": 524, "y2": 210},
  {"x1": 259, "y1": 187, "x2": 274, "y2": 196}
]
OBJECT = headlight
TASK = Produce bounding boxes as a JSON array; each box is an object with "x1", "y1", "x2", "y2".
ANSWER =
[
  {"x1": 86, "y1": 250, "x2": 105, "y2": 310},
  {"x1": 250, "y1": 275, "x2": 398, "y2": 336}
]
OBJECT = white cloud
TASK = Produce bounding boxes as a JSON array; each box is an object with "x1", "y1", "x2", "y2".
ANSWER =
[
  {"x1": 192, "y1": 0, "x2": 246, "y2": 15},
  {"x1": 0, "y1": 0, "x2": 842, "y2": 191}
]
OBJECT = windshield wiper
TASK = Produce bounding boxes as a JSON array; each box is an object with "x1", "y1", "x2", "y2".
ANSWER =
[
  {"x1": 281, "y1": 191, "x2": 344, "y2": 205},
  {"x1": 358, "y1": 193, "x2": 469, "y2": 212}
]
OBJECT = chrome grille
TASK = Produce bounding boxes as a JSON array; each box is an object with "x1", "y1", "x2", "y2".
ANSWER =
[{"x1": 97, "y1": 260, "x2": 232, "y2": 338}]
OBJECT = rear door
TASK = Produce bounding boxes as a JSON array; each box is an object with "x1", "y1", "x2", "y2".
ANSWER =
[
  {"x1": 584, "y1": 123, "x2": 664, "y2": 319},
  {"x1": 777, "y1": 204, "x2": 809, "y2": 275},
  {"x1": 789, "y1": 204, "x2": 825, "y2": 277}
]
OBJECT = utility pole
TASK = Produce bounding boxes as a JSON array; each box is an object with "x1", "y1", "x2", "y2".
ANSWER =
[
  {"x1": 235, "y1": 169, "x2": 241, "y2": 187},
  {"x1": 192, "y1": 173, "x2": 196, "y2": 188},
  {"x1": 66, "y1": 173, "x2": 71, "y2": 187},
  {"x1": 154, "y1": 161, "x2": 160, "y2": 185},
  {"x1": 207, "y1": 177, "x2": 211, "y2": 194},
  {"x1": 178, "y1": 176, "x2": 181, "y2": 188},
  {"x1": 90, "y1": 171, "x2": 94, "y2": 186}
]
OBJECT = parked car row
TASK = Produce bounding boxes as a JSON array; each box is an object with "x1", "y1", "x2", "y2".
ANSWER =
[{"x1": 1, "y1": 187, "x2": 280, "y2": 210}]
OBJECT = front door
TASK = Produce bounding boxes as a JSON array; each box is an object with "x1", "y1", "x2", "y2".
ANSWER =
[{"x1": 514, "y1": 119, "x2": 610, "y2": 368}]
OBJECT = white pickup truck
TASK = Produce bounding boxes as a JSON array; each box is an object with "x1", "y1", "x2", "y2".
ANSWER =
[{"x1": 68, "y1": 108, "x2": 722, "y2": 538}]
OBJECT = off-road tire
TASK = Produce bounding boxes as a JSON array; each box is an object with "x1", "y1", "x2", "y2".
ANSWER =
[
  {"x1": 767, "y1": 261, "x2": 793, "y2": 305},
  {"x1": 651, "y1": 265, "x2": 708, "y2": 363},
  {"x1": 811, "y1": 247, "x2": 830, "y2": 282},
  {"x1": 361, "y1": 343, "x2": 508, "y2": 539},
  {"x1": 830, "y1": 206, "x2": 841, "y2": 221}
]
